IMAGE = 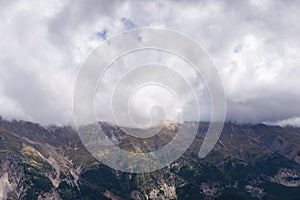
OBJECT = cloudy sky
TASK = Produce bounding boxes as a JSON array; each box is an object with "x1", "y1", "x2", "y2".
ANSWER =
[{"x1": 0, "y1": 0, "x2": 300, "y2": 126}]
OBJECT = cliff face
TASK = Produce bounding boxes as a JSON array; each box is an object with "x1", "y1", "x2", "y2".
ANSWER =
[{"x1": 0, "y1": 119, "x2": 300, "y2": 200}]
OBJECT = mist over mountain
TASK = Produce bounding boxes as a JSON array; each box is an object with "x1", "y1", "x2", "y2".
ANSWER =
[{"x1": 1, "y1": 1, "x2": 300, "y2": 200}]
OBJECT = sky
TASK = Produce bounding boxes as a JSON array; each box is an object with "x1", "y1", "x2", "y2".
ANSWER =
[{"x1": 0, "y1": 0, "x2": 300, "y2": 126}]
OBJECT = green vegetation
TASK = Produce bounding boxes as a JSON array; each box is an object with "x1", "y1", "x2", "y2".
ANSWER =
[{"x1": 23, "y1": 164, "x2": 52, "y2": 200}]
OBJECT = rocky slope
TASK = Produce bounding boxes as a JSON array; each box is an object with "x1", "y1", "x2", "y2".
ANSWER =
[{"x1": 0, "y1": 119, "x2": 300, "y2": 199}]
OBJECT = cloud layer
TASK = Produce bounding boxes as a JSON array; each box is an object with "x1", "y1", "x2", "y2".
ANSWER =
[{"x1": 0, "y1": 0, "x2": 299, "y2": 126}]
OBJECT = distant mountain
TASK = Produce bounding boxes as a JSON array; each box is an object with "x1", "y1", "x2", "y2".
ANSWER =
[{"x1": 1, "y1": 119, "x2": 300, "y2": 200}]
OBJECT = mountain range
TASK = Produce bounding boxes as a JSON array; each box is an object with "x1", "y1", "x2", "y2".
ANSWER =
[{"x1": 1, "y1": 118, "x2": 300, "y2": 200}]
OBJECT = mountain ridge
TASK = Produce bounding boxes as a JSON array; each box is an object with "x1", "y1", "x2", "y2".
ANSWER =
[{"x1": 1, "y1": 118, "x2": 300, "y2": 199}]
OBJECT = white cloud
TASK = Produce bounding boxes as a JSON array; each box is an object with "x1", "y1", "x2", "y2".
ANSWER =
[
  {"x1": 265, "y1": 117, "x2": 300, "y2": 127},
  {"x1": 0, "y1": 0, "x2": 299, "y2": 126}
]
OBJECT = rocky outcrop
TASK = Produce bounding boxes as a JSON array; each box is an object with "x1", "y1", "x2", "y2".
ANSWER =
[
  {"x1": 269, "y1": 168, "x2": 300, "y2": 187},
  {"x1": 0, "y1": 157, "x2": 26, "y2": 199}
]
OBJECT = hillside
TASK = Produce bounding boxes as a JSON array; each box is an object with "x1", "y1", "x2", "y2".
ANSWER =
[{"x1": 1, "y1": 119, "x2": 300, "y2": 199}]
